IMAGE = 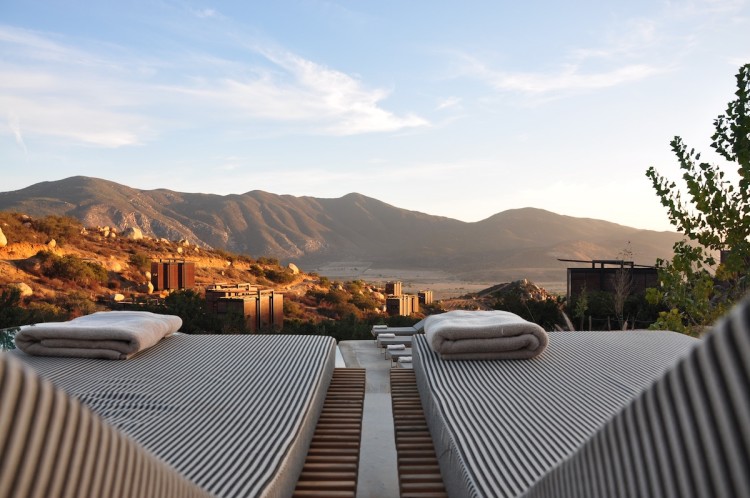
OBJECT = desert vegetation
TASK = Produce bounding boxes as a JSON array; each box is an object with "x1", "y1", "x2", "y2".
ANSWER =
[{"x1": 645, "y1": 62, "x2": 750, "y2": 334}]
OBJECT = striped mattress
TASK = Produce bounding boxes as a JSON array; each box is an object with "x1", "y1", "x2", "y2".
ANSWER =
[
  {"x1": 8, "y1": 334, "x2": 336, "y2": 498},
  {"x1": 413, "y1": 330, "x2": 699, "y2": 498}
]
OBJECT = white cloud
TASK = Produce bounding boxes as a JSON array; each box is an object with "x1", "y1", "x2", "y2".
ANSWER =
[
  {"x1": 489, "y1": 64, "x2": 662, "y2": 94},
  {"x1": 0, "y1": 24, "x2": 427, "y2": 148},
  {"x1": 436, "y1": 97, "x2": 462, "y2": 111},
  {"x1": 192, "y1": 8, "x2": 218, "y2": 19},
  {"x1": 173, "y1": 47, "x2": 429, "y2": 135},
  {"x1": 7, "y1": 112, "x2": 27, "y2": 155}
]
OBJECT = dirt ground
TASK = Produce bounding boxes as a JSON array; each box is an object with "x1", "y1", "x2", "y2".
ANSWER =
[{"x1": 311, "y1": 261, "x2": 566, "y2": 299}]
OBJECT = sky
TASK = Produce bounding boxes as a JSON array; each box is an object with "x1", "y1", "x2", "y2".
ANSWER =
[{"x1": 1, "y1": 0, "x2": 749, "y2": 232}]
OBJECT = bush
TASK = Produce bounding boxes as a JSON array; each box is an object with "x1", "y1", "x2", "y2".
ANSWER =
[
  {"x1": 38, "y1": 251, "x2": 108, "y2": 287},
  {"x1": 129, "y1": 252, "x2": 151, "y2": 272},
  {"x1": 264, "y1": 267, "x2": 296, "y2": 284},
  {"x1": 34, "y1": 215, "x2": 82, "y2": 245}
]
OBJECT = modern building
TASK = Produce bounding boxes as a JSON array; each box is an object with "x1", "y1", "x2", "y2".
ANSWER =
[
  {"x1": 151, "y1": 259, "x2": 195, "y2": 291},
  {"x1": 385, "y1": 281, "x2": 403, "y2": 297},
  {"x1": 559, "y1": 259, "x2": 658, "y2": 301},
  {"x1": 386, "y1": 294, "x2": 419, "y2": 316},
  {"x1": 418, "y1": 290, "x2": 434, "y2": 305},
  {"x1": 205, "y1": 283, "x2": 283, "y2": 331}
]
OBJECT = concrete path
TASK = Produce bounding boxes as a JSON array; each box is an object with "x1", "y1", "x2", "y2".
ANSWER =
[{"x1": 339, "y1": 340, "x2": 400, "y2": 498}]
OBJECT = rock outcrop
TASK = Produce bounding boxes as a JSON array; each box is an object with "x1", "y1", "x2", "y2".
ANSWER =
[
  {"x1": 0, "y1": 227, "x2": 7, "y2": 248},
  {"x1": 11, "y1": 282, "x2": 33, "y2": 297},
  {"x1": 123, "y1": 227, "x2": 144, "y2": 240}
]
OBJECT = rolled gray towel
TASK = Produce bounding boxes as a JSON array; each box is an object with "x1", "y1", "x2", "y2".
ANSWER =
[
  {"x1": 15, "y1": 311, "x2": 182, "y2": 360},
  {"x1": 424, "y1": 310, "x2": 548, "y2": 360}
]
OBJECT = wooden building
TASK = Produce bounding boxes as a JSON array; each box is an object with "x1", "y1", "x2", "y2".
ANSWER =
[
  {"x1": 206, "y1": 284, "x2": 284, "y2": 331},
  {"x1": 560, "y1": 259, "x2": 658, "y2": 302},
  {"x1": 151, "y1": 259, "x2": 195, "y2": 291}
]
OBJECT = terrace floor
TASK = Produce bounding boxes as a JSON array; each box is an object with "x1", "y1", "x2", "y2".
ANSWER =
[{"x1": 339, "y1": 340, "x2": 401, "y2": 498}]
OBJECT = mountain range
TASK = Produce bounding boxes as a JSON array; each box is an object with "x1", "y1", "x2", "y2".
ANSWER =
[{"x1": 0, "y1": 176, "x2": 683, "y2": 284}]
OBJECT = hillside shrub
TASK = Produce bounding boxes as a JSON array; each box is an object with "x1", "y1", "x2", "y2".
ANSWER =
[
  {"x1": 0, "y1": 288, "x2": 72, "y2": 349},
  {"x1": 264, "y1": 267, "x2": 296, "y2": 284},
  {"x1": 37, "y1": 251, "x2": 108, "y2": 287},
  {"x1": 493, "y1": 290, "x2": 563, "y2": 330},
  {"x1": 34, "y1": 215, "x2": 82, "y2": 245},
  {"x1": 128, "y1": 252, "x2": 151, "y2": 272}
]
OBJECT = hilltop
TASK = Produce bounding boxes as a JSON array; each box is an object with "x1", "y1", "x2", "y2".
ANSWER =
[{"x1": 0, "y1": 176, "x2": 684, "y2": 286}]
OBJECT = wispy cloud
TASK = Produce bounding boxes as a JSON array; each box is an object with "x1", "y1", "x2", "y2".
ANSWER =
[
  {"x1": 192, "y1": 8, "x2": 218, "y2": 19},
  {"x1": 171, "y1": 47, "x2": 429, "y2": 135},
  {"x1": 436, "y1": 97, "x2": 462, "y2": 111},
  {"x1": 0, "y1": 22, "x2": 427, "y2": 148},
  {"x1": 7, "y1": 112, "x2": 27, "y2": 155},
  {"x1": 451, "y1": 11, "x2": 681, "y2": 99},
  {"x1": 488, "y1": 64, "x2": 662, "y2": 94}
]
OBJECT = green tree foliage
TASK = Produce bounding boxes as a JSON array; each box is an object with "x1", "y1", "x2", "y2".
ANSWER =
[
  {"x1": 33, "y1": 215, "x2": 82, "y2": 245},
  {"x1": 646, "y1": 63, "x2": 750, "y2": 333},
  {"x1": 493, "y1": 290, "x2": 563, "y2": 331},
  {"x1": 148, "y1": 290, "x2": 222, "y2": 334},
  {"x1": 128, "y1": 252, "x2": 151, "y2": 272},
  {"x1": 0, "y1": 287, "x2": 71, "y2": 349},
  {"x1": 264, "y1": 267, "x2": 296, "y2": 284},
  {"x1": 37, "y1": 251, "x2": 109, "y2": 288}
]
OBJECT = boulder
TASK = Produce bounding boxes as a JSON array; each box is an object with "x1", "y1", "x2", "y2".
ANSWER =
[
  {"x1": 288, "y1": 263, "x2": 300, "y2": 275},
  {"x1": 0, "y1": 227, "x2": 7, "y2": 248},
  {"x1": 108, "y1": 260, "x2": 122, "y2": 272},
  {"x1": 47, "y1": 239, "x2": 56, "y2": 248},
  {"x1": 122, "y1": 227, "x2": 144, "y2": 240},
  {"x1": 177, "y1": 247, "x2": 183, "y2": 254},
  {"x1": 111, "y1": 293, "x2": 125, "y2": 302},
  {"x1": 179, "y1": 239, "x2": 190, "y2": 247},
  {"x1": 108, "y1": 232, "x2": 117, "y2": 239},
  {"x1": 11, "y1": 282, "x2": 33, "y2": 297}
]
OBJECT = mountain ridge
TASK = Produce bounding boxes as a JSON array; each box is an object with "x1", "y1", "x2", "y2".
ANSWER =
[{"x1": 0, "y1": 176, "x2": 683, "y2": 283}]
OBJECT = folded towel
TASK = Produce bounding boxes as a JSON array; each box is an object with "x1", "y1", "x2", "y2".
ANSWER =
[
  {"x1": 424, "y1": 310, "x2": 548, "y2": 360},
  {"x1": 387, "y1": 344, "x2": 406, "y2": 351},
  {"x1": 398, "y1": 356, "x2": 412, "y2": 363},
  {"x1": 373, "y1": 325, "x2": 388, "y2": 329},
  {"x1": 378, "y1": 333, "x2": 396, "y2": 338},
  {"x1": 15, "y1": 311, "x2": 182, "y2": 360}
]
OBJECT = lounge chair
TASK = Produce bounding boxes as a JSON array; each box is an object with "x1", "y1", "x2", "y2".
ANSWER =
[
  {"x1": 2, "y1": 334, "x2": 337, "y2": 498},
  {"x1": 370, "y1": 319, "x2": 425, "y2": 338},
  {"x1": 408, "y1": 297, "x2": 750, "y2": 498},
  {"x1": 377, "y1": 335, "x2": 413, "y2": 348}
]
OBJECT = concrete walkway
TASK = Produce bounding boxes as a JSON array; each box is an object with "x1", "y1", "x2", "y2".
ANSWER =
[{"x1": 339, "y1": 340, "x2": 400, "y2": 498}]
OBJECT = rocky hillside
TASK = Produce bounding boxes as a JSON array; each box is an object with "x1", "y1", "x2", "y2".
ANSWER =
[
  {"x1": 0, "y1": 212, "x2": 392, "y2": 325},
  {"x1": 0, "y1": 176, "x2": 683, "y2": 284}
]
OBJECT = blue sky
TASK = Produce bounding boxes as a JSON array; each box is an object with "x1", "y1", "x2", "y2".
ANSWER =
[{"x1": 1, "y1": 0, "x2": 748, "y2": 231}]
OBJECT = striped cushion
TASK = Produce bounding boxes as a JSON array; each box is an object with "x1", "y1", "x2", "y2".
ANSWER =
[
  {"x1": 9, "y1": 334, "x2": 336, "y2": 498},
  {"x1": 525, "y1": 300, "x2": 750, "y2": 498},
  {"x1": 0, "y1": 353, "x2": 213, "y2": 498},
  {"x1": 413, "y1": 330, "x2": 698, "y2": 498}
]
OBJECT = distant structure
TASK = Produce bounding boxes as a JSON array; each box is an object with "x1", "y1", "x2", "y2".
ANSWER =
[
  {"x1": 384, "y1": 280, "x2": 431, "y2": 316},
  {"x1": 386, "y1": 294, "x2": 419, "y2": 317},
  {"x1": 385, "y1": 281, "x2": 403, "y2": 297},
  {"x1": 151, "y1": 259, "x2": 195, "y2": 291},
  {"x1": 559, "y1": 259, "x2": 658, "y2": 301},
  {"x1": 418, "y1": 290, "x2": 434, "y2": 305},
  {"x1": 205, "y1": 283, "x2": 283, "y2": 332}
]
